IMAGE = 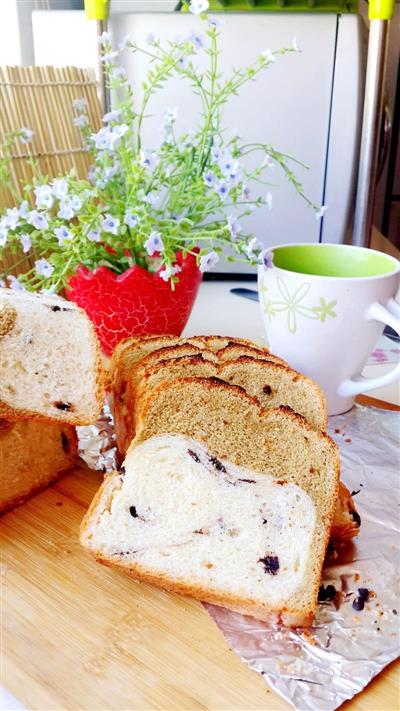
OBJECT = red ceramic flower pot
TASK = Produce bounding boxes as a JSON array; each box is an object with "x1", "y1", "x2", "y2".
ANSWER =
[{"x1": 66, "y1": 252, "x2": 202, "y2": 355}]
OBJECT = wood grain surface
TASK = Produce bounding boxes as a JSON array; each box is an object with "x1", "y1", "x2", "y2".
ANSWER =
[{"x1": 2, "y1": 455, "x2": 399, "y2": 710}]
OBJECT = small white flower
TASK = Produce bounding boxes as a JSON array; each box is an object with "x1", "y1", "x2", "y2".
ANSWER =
[
  {"x1": 0, "y1": 220, "x2": 8, "y2": 247},
  {"x1": 102, "y1": 51, "x2": 119, "y2": 64},
  {"x1": 163, "y1": 106, "x2": 178, "y2": 126},
  {"x1": 20, "y1": 233, "x2": 32, "y2": 253},
  {"x1": 177, "y1": 55, "x2": 189, "y2": 70},
  {"x1": 118, "y1": 35, "x2": 130, "y2": 51},
  {"x1": 159, "y1": 264, "x2": 181, "y2": 282},
  {"x1": 7, "y1": 275, "x2": 25, "y2": 290},
  {"x1": 142, "y1": 191, "x2": 159, "y2": 207},
  {"x1": 71, "y1": 195, "x2": 83, "y2": 211},
  {"x1": 124, "y1": 210, "x2": 140, "y2": 229},
  {"x1": 35, "y1": 258, "x2": 54, "y2": 278},
  {"x1": 203, "y1": 171, "x2": 216, "y2": 188},
  {"x1": 159, "y1": 124, "x2": 174, "y2": 145},
  {"x1": 211, "y1": 145, "x2": 223, "y2": 162},
  {"x1": 246, "y1": 237, "x2": 263, "y2": 260},
  {"x1": 214, "y1": 180, "x2": 229, "y2": 201},
  {"x1": 19, "y1": 127, "x2": 33, "y2": 144},
  {"x1": 28, "y1": 211, "x2": 49, "y2": 230},
  {"x1": 315, "y1": 205, "x2": 328, "y2": 220},
  {"x1": 189, "y1": 0, "x2": 209, "y2": 15},
  {"x1": 227, "y1": 215, "x2": 242, "y2": 240},
  {"x1": 200, "y1": 251, "x2": 219, "y2": 273},
  {"x1": 34, "y1": 185, "x2": 54, "y2": 210},
  {"x1": 102, "y1": 109, "x2": 122, "y2": 123},
  {"x1": 58, "y1": 200, "x2": 74, "y2": 220},
  {"x1": 98, "y1": 31, "x2": 112, "y2": 45},
  {"x1": 260, "y1": 249, "x2": 274, "y2": 270},
  {"x1": 54, "y1": 225, "x2": 74, "y2": 246},
  {"x1": 102, "y1": 213, "x2": 120, "y2": 235},
  {"x1": 242, "y1": 185, "x2": 251, "y2": 201},
  {"x1": 261, "y1": 49, "x2": 275, "y2": 62},
  {"x1": 140, "y1": 150, "x2": 158, "y2": 171},
  {"x1": 51, "y1": 178, "x2": 69, "y2": 200},
  {"x1": 145, "y1": 32, "x2": 157, "y2": 46},
  {"x1": 0, "y1": 279, "x2": 5, "y2": 287},
  {"x1": 144, "y1": 231, "x2": 164, "y2": 256},
  {"x1": 266, "y1": 192, "x2": 273, "y2": 211},
  {"x1": 187, "y1": 31, "x2": 205, "y2": 49},
  {"x1": 208, "y1": 14, "x2": 223, "y2": 29},
  {"x1": 18, "y1": 200, "x2": 30, "y2": 218},
  {"x1": 72, "y1": 98, "x2": 87, "y2": 112},
  {"x1": 91, "y1": 127, "x2": 113, "y2": 151},
  {"x1": 112, "y1": 123, "x2": 129, "y2": 144},
  {"x1": 87, "y1": 229, "x2": 101, "y2": 242},
  {"x1": 5, "y1": 207, "x2": 20, "y2": 229},
  {"x1": 73, "y1": 115, "x2": 88, "y2": 128},
  {"x1": 220, "y1": 156, "x2": 236, "y2": 174}
]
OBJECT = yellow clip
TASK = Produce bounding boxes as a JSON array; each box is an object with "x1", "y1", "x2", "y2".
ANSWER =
[
  {"x1": 369, "y1": 0, "x2": 394, "y2": 20},
  {"x1": 84, "y1": 0, "x2": 109, "y2": 21}
]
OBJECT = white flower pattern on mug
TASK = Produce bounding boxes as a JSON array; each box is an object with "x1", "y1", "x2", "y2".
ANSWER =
[{"x1": 260, "y1": 277, "x2": 337, "y2": 334}]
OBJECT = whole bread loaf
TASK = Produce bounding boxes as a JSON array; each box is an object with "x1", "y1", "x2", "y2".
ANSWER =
[
  {"x1": 0, "y1": 418, "x2": 78, "y2": 513},
  {"x1": 0, "y1": 288, "x2": 104, "y2": 425},
  {"x1": 81, "y1": 379, "x2": 339, "y2": 626}
]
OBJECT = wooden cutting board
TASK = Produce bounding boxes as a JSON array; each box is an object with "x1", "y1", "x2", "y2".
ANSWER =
[{"x1": 2, "y1": 447, "x2": 399, "y2": 710}]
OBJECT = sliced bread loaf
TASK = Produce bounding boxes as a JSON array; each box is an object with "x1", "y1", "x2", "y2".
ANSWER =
[
  {"x1": 81, "y1": 379, "x2": 339, "y2": 625},
  {"x1": 0, "y1": 288, "x2": 104, "y2": 425},
  {"x1": 0, "y1": 418, "x2": 78, "y2": 513}
]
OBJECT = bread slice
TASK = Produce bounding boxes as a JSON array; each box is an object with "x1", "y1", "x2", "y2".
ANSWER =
[
  {"x1": 135, "y1": 355, "x2": 326, "y2": 430},
  {"x1": 0, "y1": 288, "x2": 104, "y2": 425},
  {"x1": 81, "y1": 379, "x2": 339, "y2": 625},
  {"x1": 0, "y1": 418, "x2": 78, "y2": 513}
]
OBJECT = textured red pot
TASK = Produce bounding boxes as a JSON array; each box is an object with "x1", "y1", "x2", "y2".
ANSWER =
[{"x1": 66, "y1": 252, "x2": 202, "y2": 355}]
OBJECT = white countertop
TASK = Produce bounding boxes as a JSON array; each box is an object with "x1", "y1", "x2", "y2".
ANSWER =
[{"x1": 184, "y1": 280, "x2": 400, "y2": 407}]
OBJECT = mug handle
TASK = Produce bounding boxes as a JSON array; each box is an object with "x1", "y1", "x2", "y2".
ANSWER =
[{"x1": 338, "y1": 299, "x2": 400, "y2": 399}]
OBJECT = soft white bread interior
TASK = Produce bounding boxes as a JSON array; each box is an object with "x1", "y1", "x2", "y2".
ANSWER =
[
  {"x1": 82, "y1": 378, "x2": 339, "y2": 625},
  {"x1": 0, "y1": 288, "x2": 104, "y2": 425},
  {"x1": 81, "y1": 431, "x2": 336, "y2": 626},
  {"x1": 0, "y1": 418, "x2": 78, "y2": 513}
]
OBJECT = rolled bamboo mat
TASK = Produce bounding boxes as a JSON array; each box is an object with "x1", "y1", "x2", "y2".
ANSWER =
[{"x1": 0, "y1": 65, "x2": 102, "y2": 278}]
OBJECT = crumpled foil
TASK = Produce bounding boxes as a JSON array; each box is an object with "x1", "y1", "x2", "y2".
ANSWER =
[
  {"x1": 77, "y1": 402, "x2": 118, "y2": 473},
  {"x1": 77, "y1": 404, "x2": 400, "y2": 711}
]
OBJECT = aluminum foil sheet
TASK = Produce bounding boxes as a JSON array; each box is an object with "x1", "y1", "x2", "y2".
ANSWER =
[
  {"x1": 207, "y1": 405, "x2": 400, "y2": 710},
  {"x1": 77, "y1": 402, "x2": 118, "y2": 473},
  {"x1": 77, "y1": 404, "x2": 399, "y2": 711}
]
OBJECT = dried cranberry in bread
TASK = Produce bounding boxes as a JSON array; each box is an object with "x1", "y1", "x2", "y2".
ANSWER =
[
  {"x1": 0, "y1": 288, "x2": 104, "y2": 425},
  {"x1": 0, "y1": 418, "x2": 77, "y2": 513}
]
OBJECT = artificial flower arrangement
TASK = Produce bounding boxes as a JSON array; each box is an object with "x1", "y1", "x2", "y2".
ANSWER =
[
  {"x1": 0, "y1": 1, "x2": 323, "y2": 351},
  {"x1": 0, "y1": 0, "x2": 326, "y2": 354}
]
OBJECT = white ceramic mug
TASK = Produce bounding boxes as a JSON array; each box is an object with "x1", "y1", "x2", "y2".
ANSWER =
[{"x1": 258, "y1": 243, "x2": 400, "y2": 415}]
